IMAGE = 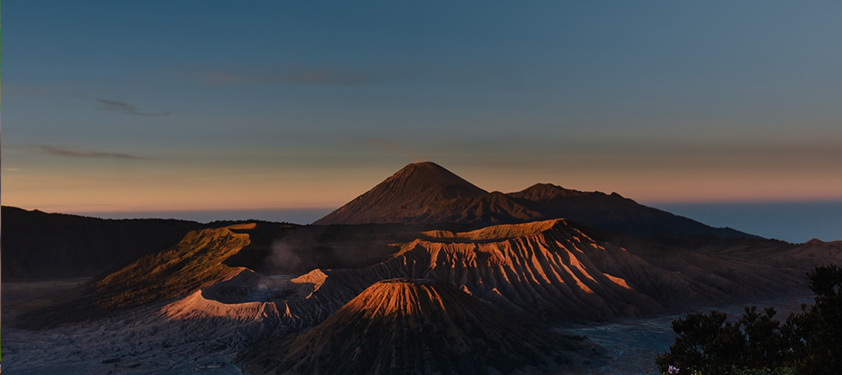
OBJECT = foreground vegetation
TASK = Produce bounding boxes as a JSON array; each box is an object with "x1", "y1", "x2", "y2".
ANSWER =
[{"x1": 656, "y1": 265, "x2": 841, "y2": 375}]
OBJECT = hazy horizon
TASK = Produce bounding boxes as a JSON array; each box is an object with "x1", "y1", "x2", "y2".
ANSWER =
[{"x1": 9, "y1": 198, "x2": 839, "y2": 243}]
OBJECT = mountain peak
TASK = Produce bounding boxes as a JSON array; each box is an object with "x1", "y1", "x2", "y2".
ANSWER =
[
  {"x1": 314, "y1": 163, "x2": 759, "y2": 239},
  {"x1": 405, "y1": 161, "x2": 444, "y2": 169},
  {"x1": 387, "y1": 161, "x2": 483, "y2": 190},
  {"x1": 313, "y1": 162, "x2": 487, "y2": 225}
]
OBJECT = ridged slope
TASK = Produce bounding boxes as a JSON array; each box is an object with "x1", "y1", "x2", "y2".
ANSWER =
[
  {"x1": 16, "y1": 226, "x2": 251, "y2": 329},
  {"x1": 239, "y1": 279, "x2": 596, "y2": 375},
  {"x1": 316, "y1": 219, "x2": 665, "y2": 320},
  {"x1": 172, "y1": 219, "x2": 793, "y2": 331}
]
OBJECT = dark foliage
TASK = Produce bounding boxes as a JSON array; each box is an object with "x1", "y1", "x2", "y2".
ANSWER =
[
  {"x1": 656, "y1": 264, "x2": 842, "y2": 375},
  {"x1": 787, "y1": 264, "x2": 842, "y2": 374}
]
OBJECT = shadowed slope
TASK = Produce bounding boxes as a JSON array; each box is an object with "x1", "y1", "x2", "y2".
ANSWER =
[
  {"x1": 508, "y1": 185, "x2": 756, "y2": 239},
  {"x1": 239, "y1": 279, "x2": 599, "y2": 375},
  {"x1": 15, "y1": 226, "x2": 251, "y2": 329},
  {"x1": 508, "y1": 183, "x2": 588, "y2": 201},
  {"x1": 313, "y1": 164, "x2": 757, "y2": 239},
  {"x1": 312, "y1": 219, "x2": 787, "y2": 321},
  {"x1": 314, "y1": 162, "x2": 489, "y2": 225},
  {"x1": 428, "y1": 191, "x2": 545, "y2": 225},
  {"x1": 174, "y1": 220, "x2": 797, "y2": 331},
  {"x1": 20, "y1": 218, "x2": 822, "y2": 333},
  {"x1": 1, "y1": 206, "x2": 202, "y2": 280}
]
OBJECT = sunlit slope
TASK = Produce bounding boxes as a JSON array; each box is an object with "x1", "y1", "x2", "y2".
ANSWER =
[
  {"x1": 172, "y1": 219, "x2": 798, "y2": 329},
  {"x1": 16, "y1": 226, "x2": 250, "y2": 328},
  {"x1": 239, "y1": 279, "x2": 600, "y2": 375},
  {"x1": 315, "y1": 219, "x2": 788, "y2": 320},
  {"x1": 19, "y1": 219, "x2": 824, "y2": 332}
]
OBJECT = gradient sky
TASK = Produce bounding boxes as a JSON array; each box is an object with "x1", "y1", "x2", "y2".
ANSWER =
[{"x1": 3, "y1": 1, "x2": 842, "y2": 215}]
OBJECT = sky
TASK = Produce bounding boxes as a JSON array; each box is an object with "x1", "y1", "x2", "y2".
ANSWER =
[{"x1": 3, "y1": 2, "x2": 842, "y2": 223}]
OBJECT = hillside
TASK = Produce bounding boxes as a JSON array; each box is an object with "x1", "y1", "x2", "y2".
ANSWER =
[
  {"x1": 508, "y1": 184, "x2": 754, "y2": 239},
  {"x1": 314, "y1": 162, "x2": 757, "y2": 240},
  {"x1": 14, "y1": 225, "x2": 251, "y2": 329},
  {"x1": 305, "y1": 219, "x2": 797, "y2": 321},
  {"x1": 238, "y1": 279, "x2": 601, "y2": 375},
  {"x1": 163, "y1": 220, "x2": 808, "y2": 332},
  {"x1": 314, "y1": 162, "x2": 489, "y2": 225},
  {"x1": 1, "y1": 206, "x2": 202, "y2": 280}
]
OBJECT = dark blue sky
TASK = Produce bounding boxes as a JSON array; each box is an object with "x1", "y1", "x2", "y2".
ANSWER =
[{"x1": 3, "y1": 1, "x2": 842, "y2": 214}]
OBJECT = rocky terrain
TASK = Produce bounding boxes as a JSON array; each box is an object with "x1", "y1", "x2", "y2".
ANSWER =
[
  {"x1": 239, "y1": 279, "x2": 603, "y2": 375},
  {"x1": 5, "y1": 162, "x2": 841, "y2": 375}
]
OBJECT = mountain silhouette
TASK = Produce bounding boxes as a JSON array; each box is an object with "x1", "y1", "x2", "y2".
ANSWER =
[
  {"x1": 314, "y1": 162, "x2": 488, "y2": 225},
  {"x1": 315, "y1": 162, "x2": 757, "y2": 239}
]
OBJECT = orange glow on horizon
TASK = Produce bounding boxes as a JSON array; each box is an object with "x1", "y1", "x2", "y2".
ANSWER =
[{"x1": 4, "y1": 163, "x2": 841, "y2": 215}]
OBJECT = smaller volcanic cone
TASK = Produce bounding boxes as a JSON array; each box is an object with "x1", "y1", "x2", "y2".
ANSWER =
[{"x1": 239, "y1": 279, "x2": 599, "y2": 375}]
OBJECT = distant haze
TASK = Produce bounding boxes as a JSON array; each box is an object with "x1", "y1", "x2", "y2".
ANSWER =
[
  {"x1": 78, "y1": 208, "x2": 334, "y2": 225},
  {"x1": 59, "y1": 200, "x2": 842, "y2": 243},
  {"x1": 649, "y1": 201, "x2": 842, "y2": 243},
  {"x1": 55, "y1": 201, "x2": 842, "y2": 243}
]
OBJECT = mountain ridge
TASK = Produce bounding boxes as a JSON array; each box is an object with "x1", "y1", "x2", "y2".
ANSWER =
[
  {"x1": 315, "y1": 162, "x2": 758, "y2": 239},
  {"x1": 1, "y1": 206, "x2": 203, "y2": 280}
]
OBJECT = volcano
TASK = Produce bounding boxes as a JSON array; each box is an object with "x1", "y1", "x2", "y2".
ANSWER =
[
  {"x1": 292, "y1": 219, "x2": 797, "y2": 322},
  {"x1": 314, "y1": 162, "x2": 492, "y2": 225},
  {"x1": 315, "y1": 162, "x2": 757, "y2": 239},
  {"x1": 238, "y1": 279, "x2": 600, "y2": 375}
]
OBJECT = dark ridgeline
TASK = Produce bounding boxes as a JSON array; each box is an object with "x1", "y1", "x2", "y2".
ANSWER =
[
  {"x1": 1, "y1": 206, "x2": 202, "y2": 280},
  {"x1": 315, "y1": 162, "x2": 757, "y2": 240}
]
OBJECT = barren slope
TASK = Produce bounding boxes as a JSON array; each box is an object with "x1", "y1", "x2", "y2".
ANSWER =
[
  {"x1": 508, "y1": 184, "x2": 756, "y2": 239},
  {"x1": 15, "y1": 225, "x2": 251, "y2": 329},
  {"x1": 315, "y1": 162, "x2": 489, "y2": 225},
  {"x1": 311, "y1": 220, "x2": 789, "y2": 321},
  {"x1": 239, "y1": 279, "x2": 600, "y2": 375},
  {"x1": 169, "y1": 220, "x2": 801, "y2": 331},
  {"x1": 313, "y1": 163, "x2": 756, "y2": 239},
  {"x1": 1, "y1": 206, "x2": 202, "y2": 280}
]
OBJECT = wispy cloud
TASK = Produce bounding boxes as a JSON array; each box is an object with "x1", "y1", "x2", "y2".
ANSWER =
[
  {"x1": 198, "y1": 67, "x2": 377, "y2": 86},
  {"x1": 4, "y1": 87, "x2": 174, "y2": 117},
  {"x1": 97, "y1": 99, "x2": 172, "y2": 117},
  {"x1": 32, "y1": 145, "x2": 149, "y2": 160}
]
